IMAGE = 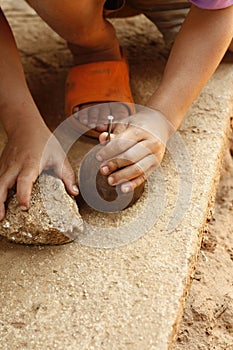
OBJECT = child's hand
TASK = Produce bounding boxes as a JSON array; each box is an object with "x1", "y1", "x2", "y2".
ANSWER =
[
  {"x1": 0, "y1": 122, "x2": 78, "y2": 220},
  {"x1": 97, "y1": 109, "x2": 172, "y2": 193}
]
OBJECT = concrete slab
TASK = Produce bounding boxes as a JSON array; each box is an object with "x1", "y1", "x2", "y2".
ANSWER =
[{"x1": 0, "y1": 2, "x2": 233, "y2": 349}]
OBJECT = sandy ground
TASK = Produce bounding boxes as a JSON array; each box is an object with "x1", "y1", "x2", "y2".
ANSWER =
[
  {"x1": 1, "y1": 1, "x2": 233, "y2": 348},
  {"x1": 175, "y1": 129, "x2": 233, "y2": 350}
]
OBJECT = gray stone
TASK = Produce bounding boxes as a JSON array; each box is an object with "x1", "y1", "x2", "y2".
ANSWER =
[
  {"x1": 0, "y1": 173, "x2": 83, "y2": 245},
  {"x1": 78, "y1": 143, "x2": 145, "y2": 213}
]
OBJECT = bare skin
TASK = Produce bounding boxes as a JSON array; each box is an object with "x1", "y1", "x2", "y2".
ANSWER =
[
  {"x1": 97, "y1": 5, "x2": 233, "y2": 192},
  {"x1": 27, "y1": 0, "x2": 130, "y2": 131},
  {"x1": 0, "y1": 8, "x2": 78, "y2": 219},
  {"x1": 229, "y1": 39, "x2": 233, "y2": 52},
  {"x1": 97, "y1": 109, "x2": 170, "y2": 193},
  {"x1": 0, "y1": 0, "x2": 128, "y2": 219},
  {"x1": 0, "y1": 1, "x2": 232, "y2": 218}
]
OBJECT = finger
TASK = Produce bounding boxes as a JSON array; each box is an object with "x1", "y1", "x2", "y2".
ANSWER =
[
  {"x1": 99, "y1": 132, "x2": 116, "y2": 144},
  {"x1": 99, "y1": 140, "x2": 153, "y2": 175},
  {"x1": 0, "y1": 182, "x2": 8, "y2": 220},
  {"x1": 16, "y1": 166, "x2": 39, "y2": 209},
  {"x1": 0, "y1": 202, "x2": 5, "y2": 221},
  {"x1": 0, "y1": 173, "x2": 18, "y2": 220},
  {"x1": 0, "y1": 161, "x2": 19, "y2": 179},
  {"x1": 96, "y1": 134, "x2": 137, "y2": 162},
  {"x1": 0, "y1": 156, "x2": 18, "y2": 177},
  {"x1": 53, "y1": 157, "x2": 79, "y2": 196},
  {"x1": 61, "y1": 158, "x2": 79, "y2": 196},
  {"x1": 99, "y1": 132, "x2": 108, "y2": 144},
  {"x1": 121, "y1": 175, "x2": 146, "y2": 193},
  {"x1": 121, "y1": 162, "x2": 158, "y2": 193},
  {"x1": 107, "y1": 154, "x2": 159, "y2": 186}
]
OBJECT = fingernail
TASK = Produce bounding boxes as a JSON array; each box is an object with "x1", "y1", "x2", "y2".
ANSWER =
[
  {"x1": 108, "y1": 176, "x2": 114, "y2": 185},
  {"x1": 96, "y1": 154, "x2": 103, "y2": 162},
  {"x1": 101, "y1": 166, "x2": 109, "y2": 175},
  {"x1": 72, "y1": 185, "x2": 79, "y2": 193},
  {"x1": 89, "y1": 123, "x2": 96, "y2": 128},
  {"x1": 20, "y1": 205, "x2": 28, "y2": 211}
]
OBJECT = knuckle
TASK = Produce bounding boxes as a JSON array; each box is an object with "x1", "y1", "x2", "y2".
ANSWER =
[
  {"x1": 5, "y1": 158, "x2": 17, "y2": 169},
  {"x1": 133, "y1": 163, "x2": 144, "y2": 176},
  {"x1": 132, "y1": 175, "x2": 146, "y2": 190},
  {"x1": 135, "y1": 176, "x2": 144, "y2": 187},
  {"x1": 17, "y1": 173, "x2": 35, "y2": 184},
  {"x1": 24, "y1": 156, "x2": 39, "y2": 168},
  {"x1": 17, "y1": 176, "x2": 28, "y2": 184},
  {"x1": 121, "y1": 149, "x2": 136, "y2": 164},
  {"x1": 113, "y1": 127, "x2": 124, "y2": 136},
  {"x1": 141, "y1": 171, "x2": 147, "y2": 181},
  {"x1": 152, "y1": 138, "x2": 163, "y2": 150},
  {"x1": 108, "y1": 159, "x2": 120, "y2": 170},
  {"x1": 134, "y1": 128, "x2": 142, "y2": 138},
  {"x1": 117, "y1": 138, "x2": 132, "y2": 152},
  {"x1": 147, "y1": 139, "x2": 160, "y2": 153}
]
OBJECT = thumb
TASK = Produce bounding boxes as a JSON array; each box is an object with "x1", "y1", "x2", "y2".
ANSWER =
[{"x1": 99, "y1": 132, "x2": 116, "y2": 144}]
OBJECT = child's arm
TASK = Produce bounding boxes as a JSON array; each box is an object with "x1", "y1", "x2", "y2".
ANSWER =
[
  {"x1": 0, "y1": 9, "x2": 78, "y2": 219},
  {"x1": 97, "y1": 5, "x2": 233, "y2": 192},
  {"x1": 147, "y1": 4, "x2": 233, "y2": 128}
]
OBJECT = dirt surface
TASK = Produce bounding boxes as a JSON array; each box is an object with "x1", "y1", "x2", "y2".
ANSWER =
[
  {"x1": 175, "y1": 130, "x2": 233, "y2": 350},
  {"x1": 1, "y1": 1, "x2": 233, "y2": 349}
]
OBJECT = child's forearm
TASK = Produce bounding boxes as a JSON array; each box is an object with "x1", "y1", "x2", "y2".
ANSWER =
[
  {"x1": 0, "y1": 8, "x2": 44, "y2": 135},
  {"x1": 147, "y1": 5, "x2": 233, "y2": 131}
]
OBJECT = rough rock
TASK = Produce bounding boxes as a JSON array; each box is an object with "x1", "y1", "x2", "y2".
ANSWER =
[{"x1": 0, "y1": 173, "x2": 83, "y2": 245}]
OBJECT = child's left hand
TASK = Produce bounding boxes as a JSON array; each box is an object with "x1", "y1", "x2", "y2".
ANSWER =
[{"x1": 96, "y1": 109, "x2": 172, "y2": 193}]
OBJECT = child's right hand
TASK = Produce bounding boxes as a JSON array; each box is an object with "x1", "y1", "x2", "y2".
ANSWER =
[
  {"x1": 0, "y1": 6, "x2": 80, "y2": 221},
  {"x1": 0, "y1": 122, "x2": 79, "y2": 220}
]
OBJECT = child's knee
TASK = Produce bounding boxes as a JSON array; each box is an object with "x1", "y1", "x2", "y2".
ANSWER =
[{"x1": 26, "y1": 0, "x2": 111, "y2": 48}]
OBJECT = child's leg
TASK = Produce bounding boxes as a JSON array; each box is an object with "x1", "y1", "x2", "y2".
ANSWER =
[
  {"x1": 26, "y1": 0, "x2": 130, "y2": 131},
  {"x1": 26, "y1": 0, "x2": 121, "y2": 63}
]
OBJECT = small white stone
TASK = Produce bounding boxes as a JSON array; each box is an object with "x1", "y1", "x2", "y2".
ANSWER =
[{"x1": 2, "y1": 221, "x2": 10, "y2": 229}]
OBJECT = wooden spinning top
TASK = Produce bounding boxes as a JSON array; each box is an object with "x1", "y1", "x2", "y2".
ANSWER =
[{"x1": 78, "y1": 116, "x2": 144, "y2": 212}]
